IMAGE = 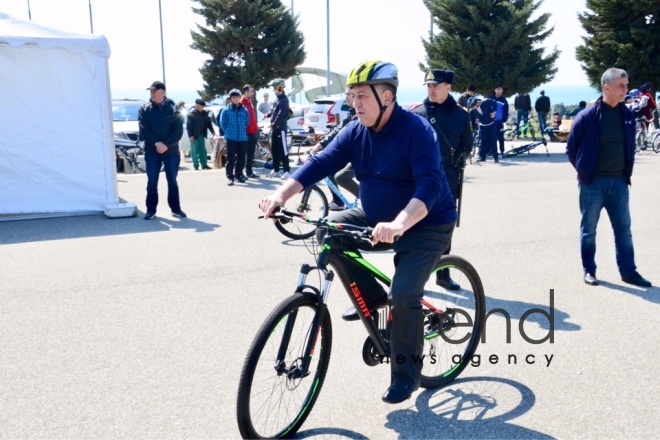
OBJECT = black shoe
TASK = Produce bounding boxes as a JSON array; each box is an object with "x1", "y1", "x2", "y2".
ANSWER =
[
  {"x1": 584, "y1": 273, "x2": 599, "y2": 286},
  {"x1": 621, "y1": 272, "x2": 652, "y2": 287},
  {"x1": 237, "y1": 175, "x2": 247, "y2": 183},
  {"x1": 342, "y1": 295, "x2": 388, "y2": 321},
  {"x1": 228, "y1": 179, "x2": 235, "y2": 186},
  {"x1": 202, "y1": 165, "x2": 212, "y2": 170},
  {"x1": 437, "y1": 277, "x2": 461, "y2": 290},
  {"x1": 382, "y1": 382, "x2": 420, "y2": 404},
  {"x1": 144, "y1": 212, "x2": 156, "y2": 220},
  {"x1": 172, "y1": 210, "x2": 187, "y2": 218},
  {"x1": 194, "y1": 166, "x2": 199, "y2": 170},
  {"x1": 247, "y1": 172, "x2": 260, "y2": 178}
]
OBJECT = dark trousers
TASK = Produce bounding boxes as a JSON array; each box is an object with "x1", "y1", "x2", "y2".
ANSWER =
[
  {"x1": 321, "y1": 207, "x2": 454, "y2": 388},
  {"x1": 271, "y1": 128, "x2": 290, "y2": 172},
  {"x1": 245, "y1": 132, "x2": 257, "y2": 175},
  {"x1": 479, "y1": 123, "x2": 498, "y2": 160},
  {"x1": 495, "y1": 120, "x2": 505, "y2": 153},
  {"x1": 226, "y1": 140, "x2": 246, "y2": 180},
  {"x1": 145, "y1": 152, "x2": 181, "y2": 214}
]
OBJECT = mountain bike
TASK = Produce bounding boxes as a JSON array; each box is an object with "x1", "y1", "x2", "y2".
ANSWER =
[
  {"x1": 503, "y1": 116, "x2": 537, "y2": 141},
  {"x1": 502, "y1": 138, "x2": 548, "y2": 158},
  {"x1": 273, "y1": 176, "x2": 359, "y2": 240},
  {"x1": 115, "y1": 140, "x2": 146, "y2": 173},
  {"x1": 469, "y1": 130, "x2": 480, "y2": 164},
  {"x1": 236, "y1": 208, "x2": 486, "y2": 439}
]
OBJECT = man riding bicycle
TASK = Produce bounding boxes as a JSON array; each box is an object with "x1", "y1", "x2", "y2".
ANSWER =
[{"x1": 259, "y1": 60, "x2": 457, "y2": 404}]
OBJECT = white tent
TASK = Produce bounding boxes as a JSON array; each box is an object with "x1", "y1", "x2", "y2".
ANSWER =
[{"x1": 0, "y1": 13, "x2": 122, "y2": 219}]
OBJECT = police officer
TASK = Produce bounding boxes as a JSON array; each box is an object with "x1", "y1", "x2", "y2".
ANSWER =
[{"x1": 412, "y1": 69, "x2": 473, "y2": 289}]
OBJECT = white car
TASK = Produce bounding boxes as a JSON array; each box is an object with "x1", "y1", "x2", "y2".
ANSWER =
[
  {"x1": 111, "y1": 99, "x2": 144, "y2": 149},
  {"x1": 303, "y1": 98, "x2": 350, "y2": 133}
]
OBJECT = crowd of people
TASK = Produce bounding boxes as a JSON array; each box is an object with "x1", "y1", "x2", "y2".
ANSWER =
[{"x1": 135, "y1": 61, "x2": 653, "y2": 405}]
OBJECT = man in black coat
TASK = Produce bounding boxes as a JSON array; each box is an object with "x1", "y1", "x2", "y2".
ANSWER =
[
  {"x1": 412, "y1": 69, "x2": 473, "y2": 290},
  {"x1": 535, "y1": 90, "x2": 551, "y2": 136}
]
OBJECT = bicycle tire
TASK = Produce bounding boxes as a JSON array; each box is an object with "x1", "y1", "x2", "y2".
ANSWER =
[
  {"x1": 237, "y1": 292, "x2": 332, "y2": 439},
  {"x1": 652, "y1": 132, "x2": 660, "y2": 153},
  {"x1": 530, "y1": 126, "x2": 536, "y2": 142},
  {"x1": 132, "y1": 147, "x2": 147, "y2": 173},
  {"x1": 274, "y1": 185, "x2": 328, "y2": 240},
  {"x1": 419, "y1": 255, "x2": 486, "y2": 389},
  {"x1": 503, "y1": 129, "x2": 516, "y2": 141}
]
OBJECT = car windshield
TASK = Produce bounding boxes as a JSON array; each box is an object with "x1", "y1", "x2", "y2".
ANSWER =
[{"x1": 112, "y1": 102, "x2": 141, "y2": 121}]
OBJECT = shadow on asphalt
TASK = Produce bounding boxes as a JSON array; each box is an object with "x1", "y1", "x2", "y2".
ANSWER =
[
  {"x1": 597, "y1": 281, "x2": 660, "y2": 304},
  {"x1": 0, "y1": 210, "x2": 221, "y2": 245},
  {"x1": 384, "y1": 376, "x2": 553, "y2": 439}
]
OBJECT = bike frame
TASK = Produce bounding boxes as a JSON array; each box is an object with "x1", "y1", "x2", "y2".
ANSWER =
[
  {"x1": 277, "y1": 221, "x2": 447, "y2": 378},
  {"x1": 323, "y1": 176, "x2": 359, "y2": 208}
]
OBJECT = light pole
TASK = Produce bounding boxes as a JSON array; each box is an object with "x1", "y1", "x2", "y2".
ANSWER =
[
  {"x1": 290, "y1": 0, "x2": 295, "y2": 103},
  {"x1": 27, "y1": 0, "x2": 32, "y2": 20},
  {"x1": 88, "y1": 0, "x2": 94, "y2": 34},
  {"x1": 158, "y1": 0, "x2": 166, "y2": 84},
  {"x1": 326, "y1": 0, "x2": 330, "y2": 96}
]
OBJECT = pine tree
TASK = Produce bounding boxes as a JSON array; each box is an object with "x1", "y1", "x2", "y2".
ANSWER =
[
  {"x1": 421, "y1": 0, "x2": 559, "y2": 95},
  {"x1": 576, "y1": 0, "x2": 660, "y2": 90},
  {"x1": 190, "y1": 0, "x2": 306, "y2": 100}
]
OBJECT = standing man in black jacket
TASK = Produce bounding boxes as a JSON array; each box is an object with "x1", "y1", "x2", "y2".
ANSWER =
[
  {"x1": 514, "y1": 92, "x2": 532, "y2": 137},
  {"x1": 186, "y1": 98, "x2": 216, "y2": 170},
  {"x1": 139, "y1": 81, "x2": 185, "y2": 220},
  {"x1": 266, "y1": 79, "x2": 291, "y2": 179},
  {"x1": 535, "y1": 90, "x2": 551, "y2": 137},
  {"x1": 413, "y1": 69, "x2": 473, "y2": 289}
]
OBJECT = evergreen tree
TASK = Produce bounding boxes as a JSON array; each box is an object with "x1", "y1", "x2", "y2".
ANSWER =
[
  {"x1": 191, "y1": 0, "x2": 305, "y2": 100},
  {"x1": 421, "y1": 0, "x2": 559, "y2": 95},
  {"x1": 576, "y1": 0, "x2": 660, "y2": 90}
]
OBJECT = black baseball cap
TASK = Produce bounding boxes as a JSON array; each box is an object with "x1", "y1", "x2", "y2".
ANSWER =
[
  {"x1": 423, "y1": 69, "x2": 455, "y2": 85},
  {"x1": 147, "y1": 81, "x2": 166, "y2": 91},
  {"x1": 195, "y1": 98, "x2": 206, "y2": 106}
]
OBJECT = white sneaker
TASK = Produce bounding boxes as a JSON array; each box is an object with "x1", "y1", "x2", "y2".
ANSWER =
[
  {"x1": 268, "y1": 170, "x2": 280, "y2": 178},
  {"x1": 281, "y1": 171, "x2": 290, "y2": 180}
]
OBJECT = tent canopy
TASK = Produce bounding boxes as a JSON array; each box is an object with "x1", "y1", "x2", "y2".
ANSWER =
[
  {"x1": 0, "y1": 13, "x2": 117, "y2": 217},
  {"x1": 289, "y1": 67, "x2": 347, "y2": 103}
]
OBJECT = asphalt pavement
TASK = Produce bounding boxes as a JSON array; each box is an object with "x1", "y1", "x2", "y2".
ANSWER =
[{"x1": 1, "y1": 140, "x2": 659, "y2": 439}]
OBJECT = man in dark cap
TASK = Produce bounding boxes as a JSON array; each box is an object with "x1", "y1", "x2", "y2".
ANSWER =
[
  {"x1": 412, "y1": 69, "x2": 472, "y2": 290},
  {"x1": 457, "y1": 84, "x2": 476, "y2": 111},
  {"x1": 138, "y1": 81, "x2": 186, "y2": 220},
  {"x1": 488, "y1": 85, "x2": 509, "y2": 155},
  {"x1": 186, "y1": 98, "x2": 216, "y2": 170}
]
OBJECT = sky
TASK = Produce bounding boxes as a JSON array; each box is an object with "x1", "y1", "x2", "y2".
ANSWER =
[{"x1": 2, "y1": 0, "x2": 590, "y2": 97}]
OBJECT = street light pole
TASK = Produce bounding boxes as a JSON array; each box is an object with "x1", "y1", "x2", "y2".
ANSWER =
[
  {"x1": 27, "y1": 0, "x2": 32, "y2": 20},
  {"x1": 290, "y1": 0, "x2": 295, "y2": 103},
  {"x1": 88, "y1": 0, "x2": 94, "y2": 34},
  {"x1": 158, "y1": 0, "x2": 166, "y2": 84},
  {"x1": 326, "y1": 0, "x2": 330, "y2": 97}
]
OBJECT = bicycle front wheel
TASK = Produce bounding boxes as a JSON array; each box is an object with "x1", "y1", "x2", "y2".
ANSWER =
[
  {"x1": 503, "y1": 129, "x2": 516, "y2": 141},
  {"x1": 237, "y1": 293, "x2": 332, "y2": 439},
  {"x1": 635, "y1": 131, "x2": 645, "y2": 153},
  {"x1": 274, "y1": 185, "x2": 328, "y2": 240},
  {"x1": 420, "y1": 255, "x2": 486, "y2": 389},
  {"x1": 652, "y1": 132, "x2": 660, "y2": 153}
]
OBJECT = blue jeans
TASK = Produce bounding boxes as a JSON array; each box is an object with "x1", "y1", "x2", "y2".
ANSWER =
[
  {"x1": 579, "y1": 176, "x2": 637, "y2": 277},
  {"x1": 537, "y1": 111, "x2": 548, "y2": 133},
  {"x1": 515, "y1": 109, "x2": 529, "y2": 133},
  {"x1": 145, "y1": 152, "x2": 181, "y2": 214}
]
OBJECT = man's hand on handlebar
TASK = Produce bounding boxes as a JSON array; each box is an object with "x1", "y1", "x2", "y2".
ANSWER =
[
  {"x1": 372, "y1": 221, "x2": 404, "y2": 245},
  {"x1": 259, "y1": 194, "x2": 286, "y2": 219}
]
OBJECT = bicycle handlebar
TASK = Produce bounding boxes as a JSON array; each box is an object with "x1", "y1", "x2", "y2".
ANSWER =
[{"x1": 262, "y1": 207, "x2": 374, "y2": 241}]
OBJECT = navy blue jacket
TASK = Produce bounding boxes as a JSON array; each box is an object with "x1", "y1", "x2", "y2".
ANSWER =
[
  {"x1": 292, "y1": 103, "x2": 457, "y2": 228},
  {"x1": 489, "y1": 94, "x2": 509, "y2": 122},
  {"x1": 566, "y1": 97, "x2": 636, "y2": 184},
  {"x1": 270, "y1": 93, "x2": 290, "y2": 130},
  {"x1": 138, "y1": 98, "x2": 184, "y2": 154},
  {"x1": 476, "y1": 98, "x2": 498, "y2": 126}
]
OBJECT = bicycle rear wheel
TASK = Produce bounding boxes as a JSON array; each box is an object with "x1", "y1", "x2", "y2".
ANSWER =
[
  {"x1": 503, "y1": 129, "x2": 516, "y2": 141},
  {"x1": 237, "y1": 292, "x2": 332, "y2": 439},
  {"x1": 652, "y1": 132, "x2": 660, "y2": 153},
  {"x1": 419, "y1": 255, "x2": 485, "y2": 389},
  {"x1": 502, "y1": 145, "x2": 530, "y2": 157},
  {"x1": 274, "y1": 185, "x2": 328, "y2": 240}
]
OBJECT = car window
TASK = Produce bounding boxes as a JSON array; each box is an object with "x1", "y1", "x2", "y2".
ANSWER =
[
  {"x1": 112, "y1": 103, "x2": 141, "y2": 121},
  {"x1": 309, "y1": 103, "x2": 329, "y2": 114}
]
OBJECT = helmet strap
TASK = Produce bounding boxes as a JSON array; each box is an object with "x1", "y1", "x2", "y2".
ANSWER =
[{"x1": 369, "y1": 84, "x2": 388, "y2": 130}]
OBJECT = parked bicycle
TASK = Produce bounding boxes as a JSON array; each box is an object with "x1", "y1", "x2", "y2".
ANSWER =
[
  {"x1": 115, "y1": 140, "x2": 146, "y2": 173},
  {"x1": 236, "y1": 208, "x2": 486, "y2": 439},
  {"x1": 503, "y1": 116, "x2": 537, "y2": 141},
  {"x1": 634, "y1": 116, "x2": 660, "y2": 153}
]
